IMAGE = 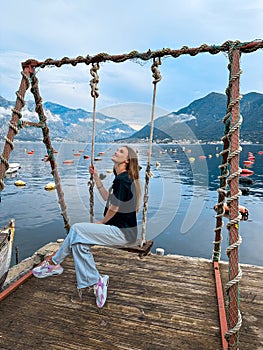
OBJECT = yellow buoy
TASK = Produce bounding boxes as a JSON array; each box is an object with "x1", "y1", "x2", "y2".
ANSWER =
[
  {"x1": 45, "y1": 182, "x2": 56, "y2": 190},
  {"x1": 14, "y1": 180, "x2": 26, "y2": 187}
]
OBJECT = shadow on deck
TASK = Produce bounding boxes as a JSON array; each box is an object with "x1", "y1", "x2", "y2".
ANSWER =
[{"x1": 0, "y1": 246, "x2": 262, "y2": 349}]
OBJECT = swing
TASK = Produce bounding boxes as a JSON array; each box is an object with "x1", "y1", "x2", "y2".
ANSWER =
[{"x1": 88, "y1": 59, "x2": 162, "y2": 256}]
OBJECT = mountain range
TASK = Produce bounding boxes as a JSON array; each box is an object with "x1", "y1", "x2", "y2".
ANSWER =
[{"x1": 0, "y1": 92, "x2": 263, "y2": 144}]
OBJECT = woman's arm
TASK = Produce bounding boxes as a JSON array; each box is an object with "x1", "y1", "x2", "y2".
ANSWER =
[
  {"x1": 97, "y1": 204, "x2": 119, "y2": 224},
  {"x1": 89, "y1": 165, "x2": 109, "y2": 201}
]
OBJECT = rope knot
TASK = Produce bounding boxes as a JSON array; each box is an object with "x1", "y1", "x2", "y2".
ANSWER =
[
  {"x1": 151, "y1": 58, "x2": 162, "y2": 84},
  {"x1": 90, "y1": 63, "x2": 100, "y2": 98}
]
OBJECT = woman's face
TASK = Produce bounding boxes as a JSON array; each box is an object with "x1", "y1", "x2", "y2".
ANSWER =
[{"x1": 111, "y1": 147, "x2": 129, "y2": 165}]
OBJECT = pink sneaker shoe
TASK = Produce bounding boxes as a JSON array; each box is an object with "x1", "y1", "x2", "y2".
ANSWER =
[
  {"x1": 94, "y1": 275, "x2": 109, "y2": 308},
  {"x1": 32, "y1": 260, "x2": 63, "y2": 278}
]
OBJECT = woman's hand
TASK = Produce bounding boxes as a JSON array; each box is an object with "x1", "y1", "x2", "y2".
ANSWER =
[{"x1": 89, "y1": 164, "x2": 99, "y2": 179}]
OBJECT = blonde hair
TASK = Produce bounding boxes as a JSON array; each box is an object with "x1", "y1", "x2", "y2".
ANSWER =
[{"x1": 124, "y1": 145, "x2": 141, "y2": 212}]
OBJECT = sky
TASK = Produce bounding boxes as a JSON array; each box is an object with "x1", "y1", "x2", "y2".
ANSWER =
[{"x1": 0, "y1": 0, "x2": 263, "y2": 129}]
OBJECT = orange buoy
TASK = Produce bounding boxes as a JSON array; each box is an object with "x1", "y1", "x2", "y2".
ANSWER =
[
  {"x1": 214, "y1": 203, "x2": 249, "y2": 220},
  {"x1": 63, "y1": 159, "x2": 74, "y2": 165}
]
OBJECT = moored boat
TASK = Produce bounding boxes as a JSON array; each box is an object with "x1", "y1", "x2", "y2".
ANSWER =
[
  {"x1": 5, "y1": 163, "x2": 21, "y2": 175},
  {"x1": 0, "y1": 220, "x2": 15, "y2": 290}
]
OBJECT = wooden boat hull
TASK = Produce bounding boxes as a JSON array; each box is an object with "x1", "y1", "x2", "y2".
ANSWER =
[{"x1": 0, "y1": 220, "x2": 15, "y2": 290}]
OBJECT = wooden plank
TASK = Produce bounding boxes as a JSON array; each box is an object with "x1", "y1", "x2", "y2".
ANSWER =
[{"x1": 1, "y1": 247, "x2": 262, "y2": 349}]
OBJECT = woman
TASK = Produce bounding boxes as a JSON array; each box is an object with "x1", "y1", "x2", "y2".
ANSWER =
[{"x1": 33, "y1": 146, "x2": 141, "y2": 308}]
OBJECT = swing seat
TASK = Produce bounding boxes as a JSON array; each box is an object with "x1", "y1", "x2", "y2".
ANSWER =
[{"x1": 116, "y1": 240, "x2": 153, "y2": 257}]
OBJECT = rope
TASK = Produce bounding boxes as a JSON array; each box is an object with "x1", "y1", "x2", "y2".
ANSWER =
[
  {"x1": 141, "y1": 58, "x2": 162, "y2": 247},
  {"x1": 22, "y1": 40, "x2": 263, "y2": 69},
  {"x1": 29, "y1": 72, "x2": 71, "y2": 233},
  {"x1": 223, "y1": 47, "x2": 243, "y2": 350},
  {"x1": 0, "y1": 70, "x2": 31, "y2": 191},
  {"x1": 88, "y1": 63, "x2": 100, "y2": 222}
]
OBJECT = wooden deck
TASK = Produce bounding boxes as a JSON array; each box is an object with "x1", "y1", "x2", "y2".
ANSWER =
[{"x1": 0, "y1": 246, "x2": 262, "y2": 350}]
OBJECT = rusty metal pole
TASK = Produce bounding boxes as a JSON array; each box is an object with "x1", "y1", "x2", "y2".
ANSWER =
[
  {"x1": 0, "y1": 65, "x2": 33, "y2": 189},
  {"x1": 228, "y1": 49, "x2": 241, "y2": 349}
]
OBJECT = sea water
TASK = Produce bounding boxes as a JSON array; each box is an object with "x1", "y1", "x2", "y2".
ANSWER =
[{"x1": 0, "y1": 141, "x2": 262, "y2": 266}]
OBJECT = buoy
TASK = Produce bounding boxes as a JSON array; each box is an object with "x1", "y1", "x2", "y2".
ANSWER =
[
  {"x1": 63, "y1": 159, "x2": 74, "y2": 165},
  {"x1": 14, "y1": 180, "x2": 26, "y2": 186},
  {"x1": 156, "y1": 248, "x2": 165, "y2": 256},
  {"x1": 189, "y1": 157, "x2": 195, "y2": 162},
  {"x1": 45, "y1": 182, "x2": 56, "y2": 190},
  {"x1": 214, "y1": 203, "x2": 249, "y2": 220}
]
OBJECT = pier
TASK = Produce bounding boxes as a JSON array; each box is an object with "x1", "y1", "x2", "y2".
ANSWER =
[{"x1": 0, "y1": 246, "x2": 262, "y2": 349}]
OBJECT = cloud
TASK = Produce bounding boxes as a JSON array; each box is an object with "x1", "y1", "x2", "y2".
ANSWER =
[{"x1": 0, "y1": 0, "x2": 262, "y2": 127}]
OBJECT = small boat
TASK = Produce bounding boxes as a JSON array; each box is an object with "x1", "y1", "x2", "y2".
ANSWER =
[
  {"x1": 94, "y1": 157, "x2": 102, "y2": 161},
  {"x1": 83, "y1": 155, "x2": 90, "y2": 159},
  {"x1": 240, "y1": 169, "x2": 254, "y2": 176},
  {"x1": 0, "y1": 220, "x2": 15, "y2": 290},
  {"x1": 199, "y1": 155, "x2": 206, "y2": 159},
  {"x1": 73, "y1": 153, "x2": 81, "y2": 157},
  {"x1": 27, "y1": 150, "x2": 34, "y2": 155},
  {"x1": 5, "y1": 163, "x2": 21, "y2": 175},
  {"x1": 258, "y1": 151, "x2": 263, "y2": 155},
  {"x1": 98, "y1": 152, "x2": 104, "y2": 155},
  {"x1": 243, "y1": 160, "x2": 253, "y2": 166}
]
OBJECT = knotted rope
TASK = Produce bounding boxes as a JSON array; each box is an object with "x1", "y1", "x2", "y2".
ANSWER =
[
  {"x1": 141, "y1": 58, "x2": 162, "y2": 247},
  {"x1": 88, "y1": 63, "x2": 100, "y2": 222}
]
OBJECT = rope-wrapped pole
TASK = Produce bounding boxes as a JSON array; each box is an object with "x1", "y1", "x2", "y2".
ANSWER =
[
  {"x1": 88, "y1": 63, "x2": 100, "y2": 222},
  {"x1": 28, "y1": 67, "x2": 71, "y2": 234},
  {"x1": 212, "y1": 58, "x2": 234, "y2": 262},
  {"x1": 141, "y1": 58, "x2": 162, "y2": 247},
  {"x1": 0, "y1": 66, "x2": 32, "y2": 191},
  {"x1": 225, "y1": 49, "x2": 243, "y2": 349}
]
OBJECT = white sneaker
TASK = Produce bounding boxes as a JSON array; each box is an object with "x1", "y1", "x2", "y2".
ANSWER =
[
  {"x1": 94, "y1": 275, "x2": 109, "y2": 308},
  {"x1": 32, "y1": 260, "x2": 63, "y2": 278}
]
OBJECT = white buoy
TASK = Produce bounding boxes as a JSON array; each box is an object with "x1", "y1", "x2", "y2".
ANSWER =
[{"x1": 156, "y1": 247, "x2": 165, "y2": 256}]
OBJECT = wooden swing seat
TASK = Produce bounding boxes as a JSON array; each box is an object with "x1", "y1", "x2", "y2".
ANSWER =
[{"x1": 116, "y1": 239, "x2": 153, "y2": 257}]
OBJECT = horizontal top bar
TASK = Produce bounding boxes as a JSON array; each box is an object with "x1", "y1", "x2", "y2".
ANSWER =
[{"x1": 22, "y1": 39, "x2": 263, "y2": 70}]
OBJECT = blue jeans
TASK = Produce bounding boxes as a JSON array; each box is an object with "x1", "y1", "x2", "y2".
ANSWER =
[{"x1": 52, "y1": 223, "x2": 131, "y2": 289}]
